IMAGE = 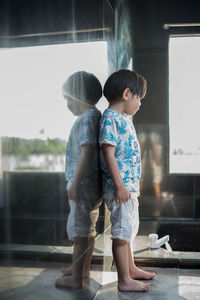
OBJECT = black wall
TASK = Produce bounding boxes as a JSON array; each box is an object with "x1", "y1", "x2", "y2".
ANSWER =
[{"x1": 0, "y1": 0, "x2": 115, "y2": 50}]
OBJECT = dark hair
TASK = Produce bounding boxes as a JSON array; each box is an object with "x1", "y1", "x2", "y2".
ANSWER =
[
  {"x1": 63, "y1": 71, "x2": 102, "y2": 105},
  {"x1": 103, "y1": 69, "x2": 147, "y2": 103}
]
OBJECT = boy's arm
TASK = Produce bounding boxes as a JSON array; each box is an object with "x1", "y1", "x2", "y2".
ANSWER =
[
  {"x1": 151, "y1": 141, "x2": 161, "y2": 166},
  {"x1": 68, "y1": 144, "x2": 92, "y2": 201},
  {"x1": 102, "y1": 143, "x2": 131, "y2": 203}
]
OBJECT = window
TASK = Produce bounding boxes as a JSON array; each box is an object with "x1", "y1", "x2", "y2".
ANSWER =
[
  {"x1": 0, "y1": 42, "x2": 108, "y2": 171},
  {"x1": 169, "y1": 35, "x2": 200, "y2": 174}
]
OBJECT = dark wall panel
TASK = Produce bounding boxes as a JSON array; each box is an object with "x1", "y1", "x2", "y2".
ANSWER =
[{"x1": 130, "y1": 0, "x2": 200, "y2": 219}]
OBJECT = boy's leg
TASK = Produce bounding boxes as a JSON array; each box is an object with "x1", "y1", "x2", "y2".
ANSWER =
[
  {"x1": 127, "y1": 243, "x2": 156, "y2": 280},
  {"x1": 62, "y1": 237, "x2": 95, "y2": 277},
  {"x1": 56, "y1": 237, "x2": 88, "y2": 288},
  {"x1": 83, "y1": 237, "x2": 95, "y2": 277},
  {"x1": 83, "y1": 207, "x2": 99, "y2": 276},
  {"x1": 112, "y1": 238, "x2": 150, "y2": 292},
  {"x1": 125, "y1": 193, "x2": 155, "y2": 279},
  {"x1": 104, "y1": 192, "x2": 150, "y2": 291},
  {"x1": 61, "y1": 207, "x2": 99, "y2": 277}
]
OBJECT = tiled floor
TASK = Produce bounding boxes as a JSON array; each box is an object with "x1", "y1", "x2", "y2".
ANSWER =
[
  {"x1": 0, "y1": 260, "x2": 200, "y2": 300},
  {"x1": 1, "y1": 221, "x2": 200, "y2": 299}
]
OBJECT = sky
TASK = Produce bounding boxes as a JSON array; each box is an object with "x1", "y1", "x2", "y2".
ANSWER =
[{"x1": 0, "y1": 41, "x2": 108, "y2": 140}]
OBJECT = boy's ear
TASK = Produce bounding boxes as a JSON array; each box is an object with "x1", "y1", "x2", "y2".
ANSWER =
[{"x1": 122, "y1": 88, "x2": 131, "y2": 101}]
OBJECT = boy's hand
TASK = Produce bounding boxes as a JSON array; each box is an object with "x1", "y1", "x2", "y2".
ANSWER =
[
  {"x1": 68, "y1": 183, "x2": 80, "y2": 202},
  {"x1": 115, "y1": 186, "x2": 131, "y2": 203}
]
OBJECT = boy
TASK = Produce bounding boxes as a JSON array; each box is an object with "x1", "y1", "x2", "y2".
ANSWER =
[
  {"x1": 56, "y1": 71, "x2": 102, "y2": 289},
  {"x1": 99, "y1": 69, "x2": 155, "y2": 292}
]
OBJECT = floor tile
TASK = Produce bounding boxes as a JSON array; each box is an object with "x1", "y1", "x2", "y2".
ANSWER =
[{"x1": 0, "y1": 262, "x2": 200, "y2": 300}]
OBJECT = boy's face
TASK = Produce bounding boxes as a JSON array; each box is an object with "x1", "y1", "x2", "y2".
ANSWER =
[
  {"x1": 124, "y1": 91, "x2": 141, "y2": 116},
  {"x1": 63, "y1": 92, "x2": 86, "y2": 116},
  {"x1": 66, "y1": 97, "x2": 82, "y2": 116}
]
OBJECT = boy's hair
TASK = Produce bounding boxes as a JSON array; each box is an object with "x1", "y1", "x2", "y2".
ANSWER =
[
  {"x1": 103, "y1": 69, "x2": 147, "y2": 103},
  {"x1": 63, "y1": 71, "x2": 102, "y2": 105}
]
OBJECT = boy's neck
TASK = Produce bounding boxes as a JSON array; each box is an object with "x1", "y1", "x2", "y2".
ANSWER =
[
  {"x1": 81, "y1": 104, "x2": 95, "y2": 113},
  {"x1": 108, "y1": 102, "x2": 125, "y2": 115}
]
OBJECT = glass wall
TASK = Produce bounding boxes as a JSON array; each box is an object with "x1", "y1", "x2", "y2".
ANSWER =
[{"x1": 0, "y1": 0, "x2": 115, "y2": 248}]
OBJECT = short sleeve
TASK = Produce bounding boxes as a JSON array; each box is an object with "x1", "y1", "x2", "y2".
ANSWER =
[
  {"x1": 99, "y1": 116, "x2": 118, "y2": 147},
  {"x1": 79, "y1": 110, "x2": 100, "y2": 146}
]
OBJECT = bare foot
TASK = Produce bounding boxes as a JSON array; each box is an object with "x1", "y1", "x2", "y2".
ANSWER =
[
  {"x1": 61, "y1": 267, "x2": 72, "y2": 276},
  {"x1": 118, "y1": 278, "x2": 150, "y2": 292},
  {"x1": 130, "y1": 266, "x2": 156, "y2": 280},
  {"x1": 61, "y1": 267, "x2": 90, "y2": 278},
  {"x1": 55, "y1": 275, "x2": 82, "y2": 289}
]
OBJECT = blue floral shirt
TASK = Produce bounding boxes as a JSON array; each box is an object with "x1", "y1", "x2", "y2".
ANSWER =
[
  {"x1": 99, "y1": 109, "x2": 141, "y2": 192},
  {"x1": 65, "y1": 108, "x2": 102, "y2": 193}
]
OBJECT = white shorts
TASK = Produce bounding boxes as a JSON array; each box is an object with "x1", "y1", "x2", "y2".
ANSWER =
[
  {"x1": 67, "y1": 199, "x2": 99, "y2": 240},
  {"x1": 103, "y1": 190, "x2": 139, "y2": 243}
]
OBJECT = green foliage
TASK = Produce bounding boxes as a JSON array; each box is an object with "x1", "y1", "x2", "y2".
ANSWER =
[{"x1": 2, "y1": 137, "x2": 67, "y2": 156}]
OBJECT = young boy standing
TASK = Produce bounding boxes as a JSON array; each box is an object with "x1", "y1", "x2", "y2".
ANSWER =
[
  {"x1": 56, "y1": 71, "x2": 102, "y2": 289},
  {"x1": 99, "y1": 69, "x2": 155, "y2": 292}
]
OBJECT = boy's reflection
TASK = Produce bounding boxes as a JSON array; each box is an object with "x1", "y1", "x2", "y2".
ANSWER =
[
  {"x1": 56, "y1": 71, "x2": 102, "y2": 289},
  {"x1": 139, "y1": 126, "x2": 163, "y2": 203}
]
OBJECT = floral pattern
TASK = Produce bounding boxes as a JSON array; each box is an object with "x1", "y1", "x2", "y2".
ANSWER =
[
  {"x1": 65, "y1": 108, "x2": 101, "y2": 184},
  {"x1": 99, "y1": 109, "x2": 141, "y2": 192}
]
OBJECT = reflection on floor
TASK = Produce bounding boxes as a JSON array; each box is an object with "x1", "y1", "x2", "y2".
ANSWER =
[
  {"x1": 1, "y1": 220, "x2": 200, "y2": 299},
  {"x1": 0, "y1": 260, "x2": 200, "y2": 300}
]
